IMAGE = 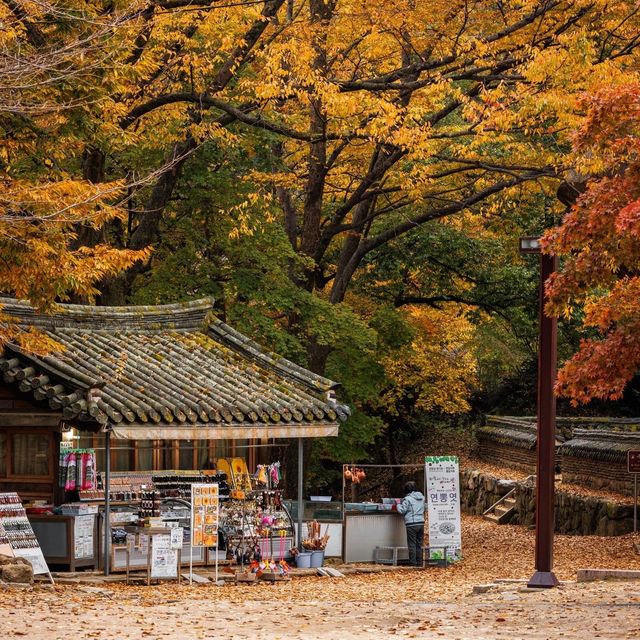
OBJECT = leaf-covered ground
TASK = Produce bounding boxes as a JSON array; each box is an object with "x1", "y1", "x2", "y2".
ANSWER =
[{"x1": 3, "y1": 516, "x2": 640, "y2": 638}]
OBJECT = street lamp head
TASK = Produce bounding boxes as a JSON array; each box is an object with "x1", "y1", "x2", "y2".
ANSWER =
[{"x1": 519, "y1": 236, "x2": 542, "y2": 254}]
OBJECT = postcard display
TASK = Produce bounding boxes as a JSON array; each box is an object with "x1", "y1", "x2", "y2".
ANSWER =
[
  {"x1": 0, "y1": 492, "x2": 54, "y2": 583},
  {"x1": 425, "y1": 456, "x2": 462, "y2": 562},
  {"x1": 190, "y1": 483, "x2": 219, "y2": 583}
]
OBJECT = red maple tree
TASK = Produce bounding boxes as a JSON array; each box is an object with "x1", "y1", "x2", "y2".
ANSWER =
[{"x1": 545, "y1": 84, "x2": 640, "y2": 404}]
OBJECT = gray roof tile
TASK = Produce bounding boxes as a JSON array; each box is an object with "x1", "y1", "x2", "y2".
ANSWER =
[{"x1": 0, "y1": 297, "x2": 350, "y2": 428}]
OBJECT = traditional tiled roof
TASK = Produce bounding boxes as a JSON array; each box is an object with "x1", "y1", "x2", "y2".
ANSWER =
[
  {"x1": 559, "y1": 429, "x2": 640, "y2": 464},
  {"x1": 0, "y1": 297, "x2": 350, "y2": 430},
  {"x1": 478, "y1": 416, "x2": 538, "y2": 450}
]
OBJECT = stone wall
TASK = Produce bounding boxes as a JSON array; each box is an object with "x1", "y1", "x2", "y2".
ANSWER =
[
  {"x1": 461, "y1": 469, "x2": 635, "y2": 536},
  {"x1": 514, "y1": 480, "x2": 635, "y2": 536},
  {"x1": 558, "y1": 429, "x2": 640, "y2": 497},
  {"x1": 460, "y1": 469, "x2": 517, "y2": 516}
]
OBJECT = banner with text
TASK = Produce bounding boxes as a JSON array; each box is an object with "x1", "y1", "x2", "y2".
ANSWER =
[
  {"x1": 425, "y1": 456, "x2": 462, "y2": 561},
  {"x1": 190, "y1": 483, "x2": 219, "y2": 548}
]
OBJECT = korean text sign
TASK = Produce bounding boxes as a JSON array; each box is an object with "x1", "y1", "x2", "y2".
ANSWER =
[{"x1": 425, "y1": 456, "x2": 462, "y2": 561}]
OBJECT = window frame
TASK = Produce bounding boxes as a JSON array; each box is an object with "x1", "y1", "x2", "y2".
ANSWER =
[{"x1": 5, "y1": 429, "x2": 55, "y2": 482}]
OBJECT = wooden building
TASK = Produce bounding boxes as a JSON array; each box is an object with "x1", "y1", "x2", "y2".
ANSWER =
[{"x1": 0, "y1": 297, "x2": 349, "y2": 504}]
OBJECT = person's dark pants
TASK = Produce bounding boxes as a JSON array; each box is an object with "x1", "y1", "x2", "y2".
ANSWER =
[{"x1": 405, "y1": 523, "x2": 424, "y2": 567}]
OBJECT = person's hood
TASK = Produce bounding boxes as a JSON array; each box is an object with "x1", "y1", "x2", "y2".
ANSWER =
[{"x1": 407, "y1": 491, "x2": 424, "y2": 502}]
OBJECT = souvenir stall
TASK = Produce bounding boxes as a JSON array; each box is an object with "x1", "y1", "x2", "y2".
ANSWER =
[
  {"x1": 341, "y1": 463, "x2": 427, "y2": 564},
  {"x1": 94, "y1": 469, "x2": 227, "y2": 573},
  {"x1": 86, "y1": 460, "x2": 295, "y2": 574},
  {"x1": 26, "y1": 446, "x2": 100, "y2": 570},
  {"x1": 0, "y1": 297, "x2": 348, "y2": 578},
  {"x1": 219, "y1": 461, "x2": 296, "y2": 566}
]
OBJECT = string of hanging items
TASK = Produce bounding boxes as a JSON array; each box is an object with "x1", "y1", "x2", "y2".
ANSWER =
[
  {"x1": 59, "y1": 449, "x2": 97, "y2": 491},
  {"x1": 254, "y1": 462, "x2": 281, "y2": 488}
]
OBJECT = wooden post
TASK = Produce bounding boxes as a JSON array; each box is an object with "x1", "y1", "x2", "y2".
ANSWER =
[{"x1": 528, "y1": 253, "x2": 559, "y2": 589}]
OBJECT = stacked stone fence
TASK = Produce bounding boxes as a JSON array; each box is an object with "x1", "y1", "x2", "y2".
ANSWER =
[{"x1": 460, "y1": 469, "x2": 635, "y2": 536}]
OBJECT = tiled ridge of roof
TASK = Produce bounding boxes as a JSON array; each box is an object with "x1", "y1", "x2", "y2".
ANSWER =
[
  {"x1": 559, "y1": 429, "x2": 640, "y2": 463},
  {"x1": 0, "y1": 298, "x2": 350, "y2": 428},
  {"x1": 488, "y1": 415, "x2": 640, "y2": 431},
  {"x1": 477, "y1": 422, "x2": 537, "y2": 450},
  {"x1": 0, "y1": 297, "x2": 214, "y2": 329}
]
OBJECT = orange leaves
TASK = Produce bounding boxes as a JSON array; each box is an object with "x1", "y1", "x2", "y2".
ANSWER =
[
  {"x1": 616, "y1": 199, "x2": 640, "y2": 237},
  {"x1": 545, "y1": 84, "x2": 640, "y2": 404}
]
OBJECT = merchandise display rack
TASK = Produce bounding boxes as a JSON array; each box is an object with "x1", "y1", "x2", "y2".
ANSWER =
[{"x1": 220, "y1": 490, "x2": 295, "y2": 565}]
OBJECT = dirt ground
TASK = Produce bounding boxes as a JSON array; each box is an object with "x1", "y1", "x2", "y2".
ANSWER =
[{"x1": 3, "y1": 516, "x2": 640, "y2": 639}]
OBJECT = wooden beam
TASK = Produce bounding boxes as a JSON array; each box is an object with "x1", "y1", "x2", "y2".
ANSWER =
[{"x1": 0, "y1": 412, "x2": 62, "y2": 427}]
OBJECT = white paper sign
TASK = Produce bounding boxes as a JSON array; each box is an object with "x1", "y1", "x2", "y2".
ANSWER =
[
  {"x1": 150, "y1": 533, "x2": 178, "y2": 579},
  {"x1": 170, "y1": 527, "x2": 183, "y2": 550},
  {"x1": 425, "y1": 456, "x2": 462, "y2": 561},
  {"x1": 74, "y1": 515, "x2": 94, "y2": 559},
  {"x1": 13, "y1": 548, "x2": 49, "y2": 575}
]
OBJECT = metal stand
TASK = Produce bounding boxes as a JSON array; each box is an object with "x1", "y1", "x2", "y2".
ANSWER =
[
  {"x1": 528, "y1": 253, "x2": 559, "y2": 589},
  {"x1": 103, "y1": 428, "x2": 111, "y2": 577},
  {"x1": 215, "y1": 494, "x2": 219, "y2": 584},
  {"x1": 297, "y1": 437, "x2": 303, "y2": 547}
]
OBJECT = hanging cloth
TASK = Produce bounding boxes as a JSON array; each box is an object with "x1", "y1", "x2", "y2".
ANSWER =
[
  {"x1": 64, "y1": 452, "x2": 77, "y2": 491},
  {"x1": 83, "y1": 451, "x2": 96, "y2": 490},
  {"x1": 268, "y1": 462, "x2": 281, "y2": 488}
]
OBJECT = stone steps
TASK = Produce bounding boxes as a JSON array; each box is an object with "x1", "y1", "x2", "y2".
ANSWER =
[{"x1": 483, "y1": 496, "x2": 516, "y2": 525}]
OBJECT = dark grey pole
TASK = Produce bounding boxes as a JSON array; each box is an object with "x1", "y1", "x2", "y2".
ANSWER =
[
  {"x1": 103, "y1": 428, "x2": 111, "y2": 576},
  {"x1": 297, "y1": 437, "x2": 304, "y2": 546}
]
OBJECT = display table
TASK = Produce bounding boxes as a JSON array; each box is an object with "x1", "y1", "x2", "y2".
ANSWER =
[
  {"x1": 109, "y1": 525, "x2": 206, "y2": 573},
  {"x1": 342, "y1": 511, "x2": 406, "y2": 563},
  {"x1": 119, "y1": 526, "x2": 184, "y2": 585},
  {"x1": 28, "y1": 514, "x2": 98, "y2": 571}
]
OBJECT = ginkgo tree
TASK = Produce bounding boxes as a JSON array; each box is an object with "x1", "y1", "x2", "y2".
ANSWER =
[
  {"x1": 0, "y1": 0, "x2": 283, "y2": 342},
  {"x1": 0, "y1": 0, "x2": 152, "y2": 333}
]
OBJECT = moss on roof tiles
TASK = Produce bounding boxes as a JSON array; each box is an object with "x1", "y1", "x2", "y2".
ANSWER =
[{"x1": 0, "y1": 297, "x2": 347, "y2": 428}]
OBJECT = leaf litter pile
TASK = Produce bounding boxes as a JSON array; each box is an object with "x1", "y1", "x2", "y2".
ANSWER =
[
  {"x1": 4, "y1": 515, "x2": 640, "y2": 605},
  {"x1": 2, "y1": 516, "x2": 640, "y2": 639}
]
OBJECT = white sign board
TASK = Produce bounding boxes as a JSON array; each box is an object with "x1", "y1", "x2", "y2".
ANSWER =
[
  {"x1": 13, "y1": 548, "x2": 49, "y2": 575},
  {"x1": 150, "y1": 533, "x2": 179, "y2": 579},
  {"x1": 170, "y1": 527, "x2": 184, "y2": 550},
  {"x1": 425, "y1": 456, "x2": 462, "y2": 561},
  {"x1": 74, "y1": 515, "x2": 94, "y2": 559}
]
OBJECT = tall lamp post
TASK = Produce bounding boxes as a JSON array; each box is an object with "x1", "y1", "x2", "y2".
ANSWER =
[{"x1": 520, "y1": 236, "x2": 559, "y2": 589}]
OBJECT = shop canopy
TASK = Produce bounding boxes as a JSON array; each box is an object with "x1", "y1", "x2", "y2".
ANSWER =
[{"x1": 0, "y1": 297, "x2": 349, "y2": 439}]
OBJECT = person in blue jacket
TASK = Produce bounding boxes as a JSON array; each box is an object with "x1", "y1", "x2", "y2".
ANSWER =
[{"x1": 397, "y1": 481, "x2": 425, "y2": 567}]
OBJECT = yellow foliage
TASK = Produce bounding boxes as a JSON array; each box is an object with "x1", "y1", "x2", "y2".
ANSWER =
[
  {"x1": 2, "y1": 0, "x2": 640, "y2": 355},
  {"x1": 378, "y1": 306, "x2": 477, "y2": 416}
]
